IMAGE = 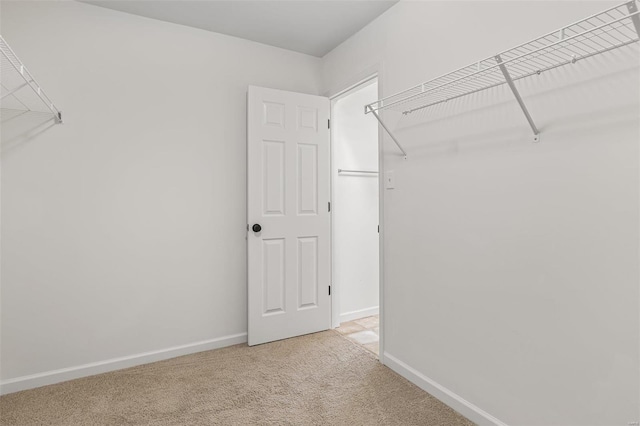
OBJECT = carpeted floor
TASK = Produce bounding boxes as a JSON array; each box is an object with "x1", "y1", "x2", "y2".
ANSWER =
[{"x1": 0, "y1": 331, "x2": 474, "y2": 425}]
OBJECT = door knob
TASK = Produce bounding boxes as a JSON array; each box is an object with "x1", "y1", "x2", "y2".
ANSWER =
[{"x1": 252, "y1": 224, "x2": 262, "y2": 233}]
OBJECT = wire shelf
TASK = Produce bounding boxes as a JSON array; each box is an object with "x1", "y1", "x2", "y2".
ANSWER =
[
  {"x1": 366, "y1": 1, "x2": 640, "y2": 117},
  {"x1": 1, "y1": 35, "x2": 62, "y2": 124}
]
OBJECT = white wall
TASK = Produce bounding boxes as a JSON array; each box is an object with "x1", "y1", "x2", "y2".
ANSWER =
[
  {"x1": 0, "y1": 0, "x2": 321, "y2": 390},
  {"x1": 333, "y1": 80, "x2": 379, "y2": 322},
  {"x1": 322, "y1": 2, "x2": 639, "y2": 425}
]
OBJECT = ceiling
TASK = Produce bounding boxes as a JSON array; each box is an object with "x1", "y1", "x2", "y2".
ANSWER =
[{"x1": 80, "y1": 0, "x2": 398, "y2": 57}]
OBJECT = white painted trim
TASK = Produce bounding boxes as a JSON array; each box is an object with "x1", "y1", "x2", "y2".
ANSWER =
[
  {"x1": 0, "y1": 333, "x2": 247, "y2": 395},
  {"x1": 376, "y1": 64, "x2": 385, "y2": 365},
  {"x1": 330, "y1": 93, "x2": 339, "y2": 330},
  {"x1": 339, "y1": 306, "x2": 379, "y2": 323},
  {"x1": 329, "y1": 74, "x2": 378, "y2": 102},
  {"x1": 383, "y1": 352, "x2": 509, "y2": 426}
]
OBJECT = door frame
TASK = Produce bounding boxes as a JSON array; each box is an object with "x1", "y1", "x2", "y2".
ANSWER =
[{"x1": 328, "y1": 68, "x2": 386, "y2": 364}]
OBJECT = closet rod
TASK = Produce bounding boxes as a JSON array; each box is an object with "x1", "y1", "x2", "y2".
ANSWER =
[{"x1": 338, "y1": 169, "x2": 378, "y2": 174}]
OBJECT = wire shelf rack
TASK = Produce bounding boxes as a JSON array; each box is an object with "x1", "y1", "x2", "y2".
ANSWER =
[
  {"x1": 365, "y1": 0, "x2": 640, "y2": 155},
  {"x1": 1, "y1": 35, "x2": 62, "y2": 124}
]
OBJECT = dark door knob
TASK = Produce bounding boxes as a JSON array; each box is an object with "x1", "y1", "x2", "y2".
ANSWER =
[{"x1": 252, "y1": 224, "x2": 262, "y2": 233}]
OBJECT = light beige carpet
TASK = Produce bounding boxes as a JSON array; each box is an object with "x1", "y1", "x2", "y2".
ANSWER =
[{"x1": 0, "y1": 331, "x2": 474, "y2": 425}]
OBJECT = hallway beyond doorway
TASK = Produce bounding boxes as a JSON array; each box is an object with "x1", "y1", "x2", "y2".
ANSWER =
[{"x1": 336, "y1": 315, "x2": 379, "y2": 357}]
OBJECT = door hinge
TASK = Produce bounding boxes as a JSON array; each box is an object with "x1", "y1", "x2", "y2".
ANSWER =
[
  {"x1": 378, "y1": 225, "x2": 379, "y2": 233},
  {"x1": 328, "y1": 202, "x2": 331, "y2": 212},
  {"x1": 328, "y1": 119, "x2": 330, "y2": 129},
  {"x1": 328, "y1": 285, "x2": 331, "y2": 296}
]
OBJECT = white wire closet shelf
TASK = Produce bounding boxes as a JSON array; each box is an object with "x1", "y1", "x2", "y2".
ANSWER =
[
  {"x1": 1, "y1": 35, "x2": 62, "y2": 124},
  {"x1": 365, "y1": 0, "x2": 640, "y2": 157}
]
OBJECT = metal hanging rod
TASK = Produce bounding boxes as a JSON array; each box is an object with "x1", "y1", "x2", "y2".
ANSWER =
[
  {"x1": 338, "y1": 169, "x2": 378, "y2": 174},
  {"x1": 0, "y1": 35, "x2": 62, "y2": 123},
  {"x1": 365, "y1": 0, "x2": 640, "y2": 155}
]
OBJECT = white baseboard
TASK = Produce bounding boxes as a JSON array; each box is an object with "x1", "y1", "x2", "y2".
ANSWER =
[
  {"x1": 0, "y1": 332, "x2": 247, "y2": 395},
  {"x1": 383, "y1": 352, "x2": 508, "y2": 426},
  {"x1": 339, "y1": 306, "x2": 379, "y2": 323}
]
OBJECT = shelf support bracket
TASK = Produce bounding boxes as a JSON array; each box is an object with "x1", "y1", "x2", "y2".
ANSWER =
[
  {"x1": 366, "y1": 104, "x2": 408, "y2": 158},
  {"x1": 626, "y1": 1, "x2": 640, "y2": 37},
  {"x1": 495, "y1": 54, "x2": 540, "y2": 142}
]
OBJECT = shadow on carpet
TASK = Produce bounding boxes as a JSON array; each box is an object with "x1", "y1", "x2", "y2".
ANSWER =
[{"x1": 0, "y1": 330, "x2": 474, "y2": 425}]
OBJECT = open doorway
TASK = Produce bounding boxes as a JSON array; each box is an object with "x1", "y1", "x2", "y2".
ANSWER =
[{"x1": 331, "y1": 77, "x2": 380, "y2": 357}]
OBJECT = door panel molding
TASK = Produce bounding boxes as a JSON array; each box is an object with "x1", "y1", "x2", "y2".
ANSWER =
[{"x1": 248, "y1": 86, "x2": 331, "y2": 346}]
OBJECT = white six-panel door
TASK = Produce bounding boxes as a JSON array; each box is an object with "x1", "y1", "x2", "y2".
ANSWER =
[{"x1": 247, "y1": 86, "x2": 331, "y2": 346}]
